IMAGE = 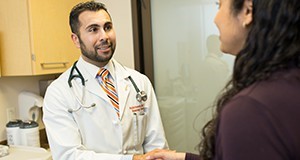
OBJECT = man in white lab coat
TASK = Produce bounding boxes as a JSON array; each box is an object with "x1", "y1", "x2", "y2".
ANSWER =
[{"x1": 42, "y1": 1, "x2": 168, "y2": 160}]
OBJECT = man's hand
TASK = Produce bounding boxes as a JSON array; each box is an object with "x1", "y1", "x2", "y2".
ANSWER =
[
  {"x1": 145, "y1": 149, "x2": 185, "y2": 160},
  {"x1": 133, "y1": 149, "x2": 171, "y2": 160}
]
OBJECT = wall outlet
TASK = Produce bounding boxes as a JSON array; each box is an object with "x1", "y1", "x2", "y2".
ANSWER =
[{"x1": 6, "y1": 107, "x2": 16, "y2": 121}]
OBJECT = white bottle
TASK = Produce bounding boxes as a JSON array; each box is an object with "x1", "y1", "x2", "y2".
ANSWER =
[
  {"x1": 19, "y1": 120, "x2": 40, "y2": 147},
  {"x1": 6, "y1": 119, "x2": 22, "y2": 146}
]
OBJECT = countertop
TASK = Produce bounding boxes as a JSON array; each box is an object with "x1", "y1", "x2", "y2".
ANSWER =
[{"x1": 0, "y1": 145, "x2": 52, "y2": 160}]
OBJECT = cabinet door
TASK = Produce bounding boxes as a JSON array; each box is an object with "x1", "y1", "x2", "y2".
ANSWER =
[
  {"x1": 0, "y1": 0, "x2": 81, "y2": 76},
  {"x1": 0, "y1": 0, "x2": 33, "y2": 75},
  {"x1": 28, "y1": 0, "x2": 81, "y2": 75}
]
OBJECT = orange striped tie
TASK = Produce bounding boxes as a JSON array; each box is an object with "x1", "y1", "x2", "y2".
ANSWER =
[{"x1": 97, "y1": 68, "x2": 120, "y2": 118}]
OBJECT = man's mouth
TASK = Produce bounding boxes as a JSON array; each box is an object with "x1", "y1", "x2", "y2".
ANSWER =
[{"x1": 97, "y1": 44, "x2": 111, "y2": 51}]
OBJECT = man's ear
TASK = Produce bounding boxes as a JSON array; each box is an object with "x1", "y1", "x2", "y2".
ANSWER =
[
  {"x1": 71, "y1": 33, "x2": 81, "y2": 48},
  {"x1": 242, "y1": 0, "x2": 253, "y2": 27}
]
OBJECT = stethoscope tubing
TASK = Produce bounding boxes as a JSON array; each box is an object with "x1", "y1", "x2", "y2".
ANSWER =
[{"x1": 67, "y1": 61, "x2": 147, "y2": 113}]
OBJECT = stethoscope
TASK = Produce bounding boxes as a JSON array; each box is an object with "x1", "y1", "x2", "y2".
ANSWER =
[{"x1": 67, "y1": 61, "x2": 148, "y2": 113}]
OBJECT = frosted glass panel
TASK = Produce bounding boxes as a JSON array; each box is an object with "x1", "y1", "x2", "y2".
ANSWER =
[{"x1": 151, "y1": 0, "x2": 235, "y2": 153}]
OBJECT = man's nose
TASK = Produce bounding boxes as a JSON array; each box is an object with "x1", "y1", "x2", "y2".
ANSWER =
[{"x1": 99, "y1": 29, "x2": 109, "y2": 42}]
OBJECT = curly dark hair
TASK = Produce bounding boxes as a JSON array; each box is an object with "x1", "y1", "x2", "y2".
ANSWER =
[
  {"x1": 69, "y1": 1, "x2": 111, "y2": 35},
  {"x1": 199, "y1": 0, "x2": 300, "y2": 159}
]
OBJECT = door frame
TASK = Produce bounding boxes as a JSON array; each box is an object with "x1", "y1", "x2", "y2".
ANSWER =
[{"x1": 131, "y1": 0, "x2": 155, "y2": 86}]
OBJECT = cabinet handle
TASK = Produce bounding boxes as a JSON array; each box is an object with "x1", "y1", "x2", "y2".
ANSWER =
[{"x1": 40, "y1": 62, "x2": 68, "y2": 69}]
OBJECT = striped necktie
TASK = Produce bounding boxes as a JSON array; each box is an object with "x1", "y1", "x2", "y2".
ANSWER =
[{"x1": 97, "y1": 68, "x2": 120, "y2": 118}]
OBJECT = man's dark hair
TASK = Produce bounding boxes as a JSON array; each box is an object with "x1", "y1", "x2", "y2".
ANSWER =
[{"x1": 69, "y1": 1, "x2": 111, "y2": 35}]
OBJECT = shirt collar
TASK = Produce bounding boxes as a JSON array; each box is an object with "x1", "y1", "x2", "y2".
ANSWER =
[
  {"x1": 104, "y1": 60, "x2": 116, "y2": 81},
  {"x1": 78, "y1": 56, "x2": 116, "y2": 80}
]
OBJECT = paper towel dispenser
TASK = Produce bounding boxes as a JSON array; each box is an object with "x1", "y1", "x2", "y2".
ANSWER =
[{"x1": 18, "y1": 91, "x2": 44, "y2": 122}]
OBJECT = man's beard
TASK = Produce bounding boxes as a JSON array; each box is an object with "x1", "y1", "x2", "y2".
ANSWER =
[{"x1": 79, "y1": 37, "x2": 114, "y2": 63}]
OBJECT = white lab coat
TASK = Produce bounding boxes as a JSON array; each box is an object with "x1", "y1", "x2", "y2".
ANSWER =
[{"x1": 43, "y1": 57, "x2": 168, "y2": 160}]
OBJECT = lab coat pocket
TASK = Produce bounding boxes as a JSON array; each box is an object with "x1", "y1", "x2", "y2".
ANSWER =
[{"x1": 133, "y1": 113, "x2": 148, "y2": 147}]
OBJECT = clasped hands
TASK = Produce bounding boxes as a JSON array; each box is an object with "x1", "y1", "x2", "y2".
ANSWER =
[{"x1": 133, "y1": 149, "x2": 186, "y2": 160}]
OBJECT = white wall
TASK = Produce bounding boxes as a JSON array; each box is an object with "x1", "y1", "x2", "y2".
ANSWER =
[
  {"x1": 0, "y1": 75, "x2": 57, "y2": 141},
  {"x1": 0, "y1": 0, "x2": 134, "y2": 142},
  {"x1": 96, "y1": 0, "x2": 135, "y2": 69}
]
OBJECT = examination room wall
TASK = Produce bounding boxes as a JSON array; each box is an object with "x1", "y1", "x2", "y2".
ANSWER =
[
  {"x1": 0, "y1": 75, "x2": 56, "y2": 141},
  {"x1": 0, "y1": 0, "x2": 134, "y2": 142}
]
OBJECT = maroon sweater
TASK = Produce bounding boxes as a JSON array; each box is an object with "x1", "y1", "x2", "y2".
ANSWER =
[{"x1": 186, "y1": 68, "x2": 300, "y2": 160}]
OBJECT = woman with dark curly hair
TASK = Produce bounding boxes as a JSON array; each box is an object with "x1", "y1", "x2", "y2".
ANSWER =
[{"x1": 146, "y1": 0, "x2": 300, "y2": 159}]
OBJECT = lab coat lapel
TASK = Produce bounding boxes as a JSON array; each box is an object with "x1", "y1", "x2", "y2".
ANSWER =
[
  {"x1": 73, "y1": 58, "x2": 105, "y2": 101},
  {"x1": 114, "y1": 61, "x2": 131, "y2": 120},
  {"x1": 79, "y1": 64, "x2": 110, "y2": 103},
  {"x1": 118, "y1": 78, "x2": 130, "y2": 120},
  {"x1": 86, "y1": 77, "x2": 108, "y2": 99}
]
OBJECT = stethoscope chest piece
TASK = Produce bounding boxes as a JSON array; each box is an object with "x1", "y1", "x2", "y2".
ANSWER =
[
  {"x1": 68, "y1": 61, "x2": 148, "y2": 113},
  {"x1": 128, "y1": 76, "x2": 148, "y2": 103},
  {"x1": 136, "y1": 91, "x2": 147, "y2": 102}
]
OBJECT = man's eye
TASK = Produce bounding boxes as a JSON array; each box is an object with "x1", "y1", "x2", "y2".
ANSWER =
[
  {"x1": 89, "y1": 28, "x2": 98, "y2": 32},
  {"x1": 104, "y1": 25, "x2": 112, "y2": 31}
]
